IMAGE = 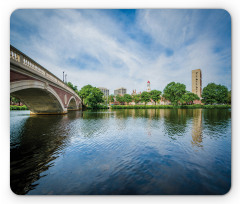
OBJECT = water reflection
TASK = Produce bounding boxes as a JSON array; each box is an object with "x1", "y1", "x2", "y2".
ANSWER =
[
  {"x1": 202, "y1": 109, "x2": 231, "y2": 139},
  {"x1": 163, "y1": 109, "x2": 190, "y2": 138},
  {"x1": 79, "y1": 111, "x2": 112, "y2": 138},
  {"x1": 10, "y1": 109, "x2": 231, "y2": 195},
  {"x1": 10, "y1": 111, "x2": 82, "y2": 194},
  {"x1": 192, "y1": 109, "x2": 203, "y2": 148}
]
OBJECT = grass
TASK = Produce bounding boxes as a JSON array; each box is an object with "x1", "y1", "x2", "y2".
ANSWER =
[
  {"x1": 10, "y1": 104, "x2": 231, "y2": 111},
  {"x1": 10, "y1": 105, "x2": 29, "y2": 110},
  {"x1": 110, "y1": 104, "x2": 231, "y2": 109},
  {"x1": 10, "y1": 104, "x2": 109, "y2": 111}
]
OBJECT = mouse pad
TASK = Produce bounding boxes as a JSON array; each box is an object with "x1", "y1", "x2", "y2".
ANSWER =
[{"x1": 10, "y1": 9, "x2": 231, "y2": 195}]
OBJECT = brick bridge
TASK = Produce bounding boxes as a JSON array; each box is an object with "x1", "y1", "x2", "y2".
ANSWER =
[{"x1": 10, "y1": 45, "x2": 82, "y2": 114}]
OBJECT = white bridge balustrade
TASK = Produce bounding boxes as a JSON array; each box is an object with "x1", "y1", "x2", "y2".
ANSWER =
[
  {"x1": 10, "y1": 50, "x2": 20, "y2": 62},
  {"x1": 10, "y1": 45, "x2": 82, "y2": 114},
  {"x1": 23, "y1": 57, "x2": 45, "y2": 75}
]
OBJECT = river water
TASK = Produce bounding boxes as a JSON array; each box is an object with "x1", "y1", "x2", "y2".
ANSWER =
[{"x1": 10, "y1": 109, "x2": 231, "y2": 195}]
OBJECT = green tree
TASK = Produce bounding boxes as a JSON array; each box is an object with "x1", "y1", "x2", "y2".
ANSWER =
[
  {"x1": 227, "y1": 90, "x2": 231, "y2": 105},
  {"x1": 116, "y1": 95, "x2": 124, "y2": 104},
  {"x1": 109, "y1": 94, "x2": 115, "y2": 103},
  {"x1": 180, "y1": 92, "x2": 200, "y2": 104},
  {"x1": 103, "y1": 96, "x2": 108, "y2": 105},
  {"x1": 150, "y1": 90, "x2": 162, "y2": 105},
  {"x1": 85, "y1": 87, "x2": 104, "y2": 108},
  {"x1": 123, "y1": 94, "x2": 132, "y2": 105},
  {"x1": 141, "y1": 91, "x2": 151, "y2": 105},
  {"x1": 10, "y1": 96, "x2": 21, "y2": 105},
  {"x1": 163, "y1": 82, "x2": 186, "y2": 106},
  {"x1": 133, "y1": 94, "x2": 141, "y2": 104},
  {"x1": 67, "y1": 82, "x2": 78, "y2": 93},
  {"x1": 78, "y1": 85, "x2": 93, "y2": 105},
  {"x1": 202, "y1": 83, "x2": 228, "y2": 104}
]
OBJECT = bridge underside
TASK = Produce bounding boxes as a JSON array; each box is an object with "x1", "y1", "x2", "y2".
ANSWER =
[
  {"x1": 11, "y1": 88, "x2": 67, "y2": 114},
  {"x1": 68, "y1": 97, "x2": 78, "y2": 110}
]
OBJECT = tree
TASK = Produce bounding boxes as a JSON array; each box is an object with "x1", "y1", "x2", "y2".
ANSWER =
[
  {"x1": 109, "y1": 94, "x2": 115, "y2": 104},
  {"x1": 180, "y1": 92, "x2": 200, "y2": 104},
  {"x1": 133, "y1": 94, "x2": 141, "y2": 104},
  {"x1": 150, "y1": 90, "x2": 162, "y2": 105},
  {"x1": 215, "y1": 84, "x2": 228, "y2": 104},
  {"x1": 202, "y1": 83, "x2": 228, "y2": 104},
  {"x1": 67, "y1": 82, "x2": 78, "y2": 93},
  {"x1": 78, "y1": 85, "x2": 104, "y2": 108},
  {"x1": 163, "y1": 82, "x2": 186, "y2": 106},
  {"x1": 78, "y1": 85, "x2": 93, "y2": 105},
  {"x1": 116, "y1": 95, "x2": 124, "y2": 104},
  {"x1": 84, "y1": 87, "x2": 104, "y2": 108},
  {"x1": 141, "y1": 91, "x2": 151, "y2": 105},
  {"x1": 10, "y1": 96, "x2": 21, "y2": 105},
  {"x1": 123, "y1": 94, "x2": 132, "y2": 105},
  {"x1": 103, "y1": 96, "x2": 108, "y2": 105},
  {"x1": 227, "y1": 90, "x2": 231, "y2": 105}
]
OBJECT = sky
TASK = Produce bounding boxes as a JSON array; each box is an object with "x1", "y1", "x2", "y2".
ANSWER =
[{"x1": 10, "y1": 9, "x2": 231, "y2": 94}]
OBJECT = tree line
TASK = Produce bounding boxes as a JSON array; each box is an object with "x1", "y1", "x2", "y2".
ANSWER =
[
  {"x1": 66, "y1": 81, "x2": 231, "y2": 109},
  {"x1": 9, "y1": 81, "x2": 231, "y2": 109},
  {"x1": 109, "y1": 82, "x2": 200, "y2": 106}
]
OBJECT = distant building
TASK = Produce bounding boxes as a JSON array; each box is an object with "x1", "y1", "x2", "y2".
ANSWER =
[
  {"x1": 131, "y1": 89, "x2": 137, "y2": 96},
  {"x1": 192, "y1": 69, "x2": 202, "y2": 98},
  {"x1": 147, "y1": 81, "x2": 151, "y2": 92},
  {"x1": 98, "y1": 87, "x2": 109, "y2": 97},
  {"x1": 114, "y1": 87, "x2": 127, "y2": 96}
]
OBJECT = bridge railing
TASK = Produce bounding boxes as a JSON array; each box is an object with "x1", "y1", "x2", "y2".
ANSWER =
[{"x1": 10, "y1": 45, "x2": 80, "y2": 99}]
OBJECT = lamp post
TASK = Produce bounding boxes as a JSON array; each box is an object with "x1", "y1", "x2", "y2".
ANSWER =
[{"x1": 63, "y1": 71, "x2": 64, "y2": 82}]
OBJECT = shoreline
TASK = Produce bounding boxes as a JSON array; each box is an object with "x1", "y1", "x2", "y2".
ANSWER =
[
  {"x1": 10, "y1": 105, "x2": 28, "y2": 110},
  {"x1": 10, "y1": 104, "x2": 231, "y2": 111},
  {"x1": 110, "y1": 104, "x2": 231, "y2": 109}
]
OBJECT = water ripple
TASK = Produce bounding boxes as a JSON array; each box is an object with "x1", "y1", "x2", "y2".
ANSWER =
[{"x1": 10, "y1": 109, "x2": 231, "y2": 195}]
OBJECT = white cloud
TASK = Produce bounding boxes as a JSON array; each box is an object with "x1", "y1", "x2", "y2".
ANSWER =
[{"x1": 10, "y1": 9, "x2": 231, "y2": 94}]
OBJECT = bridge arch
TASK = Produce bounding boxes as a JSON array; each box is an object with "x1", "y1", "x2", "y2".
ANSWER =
[
  {"x1": 67, "y1": 96, "x2": 78, "y2": 110},
  {"x1": 10, "y1": 80, "x2": 67, "y2": 114}
]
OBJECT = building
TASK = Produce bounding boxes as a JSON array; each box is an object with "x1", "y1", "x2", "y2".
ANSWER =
[
  {"x1": 114, "y1": 87, "x2": 127, "y2": 96},
  {"x1": 131, "y1": 89, "x2": 137, "y2": 96},
  {"x1": 192, "y1": 69, "x2": 202, "y2": 98},
  {"x1": 98, "y1": 87, "x2": 109, "y2": 97},
  {"x1": 147, "y1": 81, "x2": 151, "y2": 92}
]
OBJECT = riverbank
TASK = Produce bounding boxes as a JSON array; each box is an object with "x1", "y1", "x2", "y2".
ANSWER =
[
  {"x1": 10, "y1": 104, "x2": 231, "y2": 111},
  {"x1": 110, "y1": 104, "x2": 231, "y2": 109},
  {"x1": 10, "y1": 105, "x2": 28, "y2": 110}
]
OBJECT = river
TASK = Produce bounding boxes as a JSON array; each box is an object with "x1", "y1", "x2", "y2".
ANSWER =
[{"x1": 10, "y1": 109, "x2": 231, "y2": 195}]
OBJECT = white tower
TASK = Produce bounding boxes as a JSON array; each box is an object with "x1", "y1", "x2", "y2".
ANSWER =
[{"x1": 147, "y1": 81, "x2": 151, "y2": 92}]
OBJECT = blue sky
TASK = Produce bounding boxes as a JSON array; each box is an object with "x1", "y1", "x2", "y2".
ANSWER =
[{"x1": 10, "y1": 9, "x2": 231, "y2": 94}]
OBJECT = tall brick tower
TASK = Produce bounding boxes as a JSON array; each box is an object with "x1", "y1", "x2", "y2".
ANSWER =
[{"x1": 192, "y1": 69, "x2": 202, "y2": 98}]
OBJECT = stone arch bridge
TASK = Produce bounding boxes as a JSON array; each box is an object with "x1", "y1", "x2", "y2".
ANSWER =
[{"x1": 10, "y1": 45, "x2": 82, "y2": 114}]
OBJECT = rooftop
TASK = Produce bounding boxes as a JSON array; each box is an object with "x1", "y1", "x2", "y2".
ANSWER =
[{"x1": 115, "y1": 87, "x2": 127, "y2": 90}]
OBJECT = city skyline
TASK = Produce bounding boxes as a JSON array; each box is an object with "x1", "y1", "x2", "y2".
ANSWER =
[{"x1": 10, "y1": 9, "x2": 231, "y2": 94}]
